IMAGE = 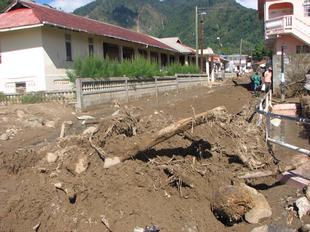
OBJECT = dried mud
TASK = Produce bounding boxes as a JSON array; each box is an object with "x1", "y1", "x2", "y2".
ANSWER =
[{"x1": 0, "y1": 81, "x2": 306, "y2": 232}]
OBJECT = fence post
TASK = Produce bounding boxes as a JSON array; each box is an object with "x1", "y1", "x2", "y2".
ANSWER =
[
  {"x1": 125, "y1": 77, "x2": 129, "y2": 103},
  {"x1": 175, "y1": 74, "x2": 179, "y2": 93},
  {"x1": 75, "y1": 78, "x2": 84, "y2": 112},
  {"x1": 155, "y1": 76, "x2": 159, "y2": 104},
  {"x1": 266, "y1": 113, "x2": 270, "y2": 142}
]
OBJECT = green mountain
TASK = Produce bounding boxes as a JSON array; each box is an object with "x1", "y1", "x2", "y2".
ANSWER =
[
  {"x1": 74, "y1": 0, "x2": 264, "y2": 54},
  {"x1": 0, "y1": 0, "x2": 12, "y2": 12}
]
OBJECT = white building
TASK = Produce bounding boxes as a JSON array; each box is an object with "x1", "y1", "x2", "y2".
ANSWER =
[{"x1": 0, "y1": 1, "x2": 181, "y2": 94}]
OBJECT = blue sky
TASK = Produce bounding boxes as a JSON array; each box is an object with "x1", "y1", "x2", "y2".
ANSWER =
[{"x1": 36, "y1": 0, "x2": 258, "y2": 13}]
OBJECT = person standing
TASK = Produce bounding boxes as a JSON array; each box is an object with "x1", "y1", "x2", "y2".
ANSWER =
[
  {"x1": 251, "y1": 71, "x2": 261, "y2": 96},
  {"x1": 263, "y1": 67, "x2": 272, "y2": 93}
]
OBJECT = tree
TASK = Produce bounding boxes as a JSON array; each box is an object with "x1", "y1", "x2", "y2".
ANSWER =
[{"x1": 0, "y1": 0, "x2": 12, "y2": 13}]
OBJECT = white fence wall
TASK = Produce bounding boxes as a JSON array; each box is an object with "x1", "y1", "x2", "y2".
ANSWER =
[{"x1": 76, "y1": 75, "x2": 209, "y2": 111}]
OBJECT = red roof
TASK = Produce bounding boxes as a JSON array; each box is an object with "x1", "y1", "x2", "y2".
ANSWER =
[{"x1": 0, "y1": 1, "x2": 175, "y2": 52}]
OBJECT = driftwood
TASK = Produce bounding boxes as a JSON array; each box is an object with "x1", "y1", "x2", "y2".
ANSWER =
[
  {"x1": 239, "y1": 156, "x2": 309, "y2": 179},
  {"x1": 104, "y1": 106, "x2": 228, "y2": 168},
  {"x1": 59, "y1": 121, "x2": 73, "y2": 138}
]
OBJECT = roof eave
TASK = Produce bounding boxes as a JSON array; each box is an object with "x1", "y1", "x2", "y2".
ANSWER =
[
  {"x1": 42, "y1": 22, "x2": 177, "y2": 52},
  {"x1": 0, "y1": 23, "x2": 43, "y2": 32}
]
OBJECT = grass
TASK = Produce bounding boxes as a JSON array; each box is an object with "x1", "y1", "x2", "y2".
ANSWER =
[
  {"x1": 20, "y1": 92, "x2": 44, "y2": 104},
  {"x1": 67, "y1": 56, "x2": 200, "y2": 81}
]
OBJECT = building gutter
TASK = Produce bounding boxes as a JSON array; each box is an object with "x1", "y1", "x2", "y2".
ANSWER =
[{"x1": 0, "y1": 24, "x2": 43, "y2": 32}]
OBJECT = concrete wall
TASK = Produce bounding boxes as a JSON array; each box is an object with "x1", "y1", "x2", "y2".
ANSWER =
[
  {"x1": 274, "y1": 34, "x2": 306, "y2": 55},
  {"x1": 272, "y1": 53, "x2": 310, "y2": 91},
  {"x1": 0, "y1": 27, "x2": 46, "y2": 94},
  {"x1": 76, "y1": 76, "x2": 208, "y2": 111}
]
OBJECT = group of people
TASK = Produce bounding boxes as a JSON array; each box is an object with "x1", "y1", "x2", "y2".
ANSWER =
[{"x1": 250, "y1": 67, "x2": 273, "y2": 95}]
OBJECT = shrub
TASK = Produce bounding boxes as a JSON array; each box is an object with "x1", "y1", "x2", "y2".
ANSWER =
[
  {"x1": 0, "y1": 92, "x2": 7, "y2": 102},
  {"x1": 163, "y1": 63, "x2": 200, "y2": 76},
  {"x1": 67, "y1": 56, "x2": 200, "y2": 81},
  {"x1": 20, "y1": 92, "x2": 44, "y2": 104}
]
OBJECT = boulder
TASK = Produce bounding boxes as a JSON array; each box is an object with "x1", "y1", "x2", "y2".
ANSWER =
[
  {"x1": 212, "y1": 184, "x2": 255, "y2": 225},
  {"x1": 75, "y1": 157, "x2": 89, "y2": 174},
  {"x1": 244, "y1": 184, "x2": 272, "y2": 224},
  {"x1": 46, "y1": 152, "x2": 59, "y2": 163},
  {"x1": 0, "y1": 133, "x2": 9, "y2": 141},
  {"x1": 212, "y1": 184, "x2": 272, "y2": 225},
  {"x1": 295, "y1": 197, "x2": 310, "y2": 219},
  {"x1": 45, "y1": 121, "x2": 56, "y2": 128},
  {"x1": 16, "y1": 109, "x2": 25, "y2": 118}
]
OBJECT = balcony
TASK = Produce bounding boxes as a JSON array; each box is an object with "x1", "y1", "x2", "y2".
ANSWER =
[
  {"x1": 265, "y1": 15, "x2": 310, "y2": 43},
  {"x1": 265, "y1": 15, "x2": 293, "y2": 39}
]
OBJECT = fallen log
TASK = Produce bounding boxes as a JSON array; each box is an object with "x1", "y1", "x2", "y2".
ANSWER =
[
  {"x1": 104, "y1": 106, "x2": 229, "y2": 168},
  {"x1": 239, "y1": 156, "x2": 309, "y2": 179}
]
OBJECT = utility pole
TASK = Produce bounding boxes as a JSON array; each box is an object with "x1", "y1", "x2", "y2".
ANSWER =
[
  {"x1": 280, "y1": 46, "x2": 286, "y2": 102},
  {"x1": 195, "y1": 6, "x2": 199, "y2": 68},
  {"x1": 239, "y1": 38, "x2": 243, "y2": 72},
  {"x1": 200, "y1": 16, "x2": 205, "y2": 73}
]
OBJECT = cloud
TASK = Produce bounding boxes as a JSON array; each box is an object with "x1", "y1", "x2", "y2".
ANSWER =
[
  {"x1": 49, "y1": 0, "x2": 94, "y2": 12},
  {"x1": 236, "y1": 0, "x2": 258, "y2": 10}
]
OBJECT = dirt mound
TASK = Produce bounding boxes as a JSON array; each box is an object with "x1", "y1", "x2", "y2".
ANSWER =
[{"x1": 0, "y1": 99, "x2": 275, "y2": 231}]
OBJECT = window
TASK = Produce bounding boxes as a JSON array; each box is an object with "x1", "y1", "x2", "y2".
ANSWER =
[
  {"x1": 15, "y1": 82, "x2": 26, "y2": 94},
  {"x1": 304, "y1": 0, "x2": 310, "y2": 16},
  {"x1": 88, "y1": 38, "x2": 94, "y2": 57},
  {"x1": 297, "y1": 45, "x2": 310, "y2": 54},
  {"x1": 65, "y1": 34, "x2": 72, "y2": 61}
]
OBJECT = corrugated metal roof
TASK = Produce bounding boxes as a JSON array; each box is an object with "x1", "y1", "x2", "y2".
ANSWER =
[
  {"x1": 156, "y1": 37, "x2": 195, "y2": 54},
  {"x1": 0, "y1": 1, "x2": 176, "y2": 52},
  {"x1": 0, "y1": 8, "x2": 40, "y2": 29}
]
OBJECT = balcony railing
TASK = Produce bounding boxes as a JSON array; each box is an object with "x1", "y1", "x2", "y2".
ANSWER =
[{"x1": 265, "y1": 15, "x2": 293, "y2": 38}]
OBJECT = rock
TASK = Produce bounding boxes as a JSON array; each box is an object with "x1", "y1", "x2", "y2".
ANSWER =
[
  {"x1": 295, "y1": 197, "x2": 310, "y2": 219},
  {"x1": 49, "y1": 172, "x2": 58, "y2": 178},
  {"x1": 45, "y1": 121, "x2": 56, "y2": 128},
  {"x1": 46, "y1": 152, "x2": 59, "y2": 163},
  {"x1": 75, "y1": 157, "x2": 89, "y2": 174},
  {"x1": 16, "y1": 109, "x2": 25, "y2": 118},
  {"x1": 252, "y1": 225, "x2": 295, "y2": 232},
  {"x1": 251, "y1": 225, "x2": 268, "y2": 232},
  {"x1": 112, "y1": 110, "x2": 120, "y2": 116},
  {"x1": 82, "y1": 126, "x2": 97, "y2": 135},
  {"x1": 305, "y1": 184, "x2": 310, "y2": 201},
  {"x1": 212, "y1": 184, "x2": 255, "y2": 225},
  {"x1": 2, "y1": 117, "x2": 8, "y2": 122},
  {"x1": 54, "y1": 182, "x2": 63, "y2": 189},
  {"x1": 300, "y1": 224, "x2": 310, "y2": 232},
  {"x1": 244, "y1": 184, "x2": 272, "y2": 224},
  {"x1": 104, "y1": 157, "x2": 121, "y2": 169},
  {"x1": 0, "y1": 133, "x2": 9, "y2": 141},
  {"x1": 6, "y1": 128, "x2": 18, "y2": 138},
  {"x1": 77, "y1": 115, "x2": 95, "y2": 120}
]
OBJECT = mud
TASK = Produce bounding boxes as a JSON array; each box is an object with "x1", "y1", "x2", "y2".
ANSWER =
[{"x1": 0, "y1": 80, "x2": 307, "y2": 232}]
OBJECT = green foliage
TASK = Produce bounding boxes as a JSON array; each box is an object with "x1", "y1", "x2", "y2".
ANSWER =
[
  {"x1": 67, "y1": 56, "x2": 199, "y2": 81},
  {"x1": 0, "y1": 92, "x2": 7, "y2": 102},
  {"x1": 163, "y1": 63, "x2": 199, "y2": 76},
  {"x1": 74, "y1": 0, "x2": 264, "y2": 54},
  {"x1": 252, "y1": 42, "x2": 272, "y2": 61},
  {"x1": 0, "y1": 0, "x2": 12, "y2": 12},
  {"x1": 20, "y1": 92, "x2": 44, "y2": 104}
]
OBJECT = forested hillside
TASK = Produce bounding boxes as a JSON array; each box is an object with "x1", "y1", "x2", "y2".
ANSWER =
[
  {"x1": 0, "y1": 0, "x2": 11, "y2": 12},
  {"x1": 74, "y1": 0, "x2": 264, "y2": 54}
]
